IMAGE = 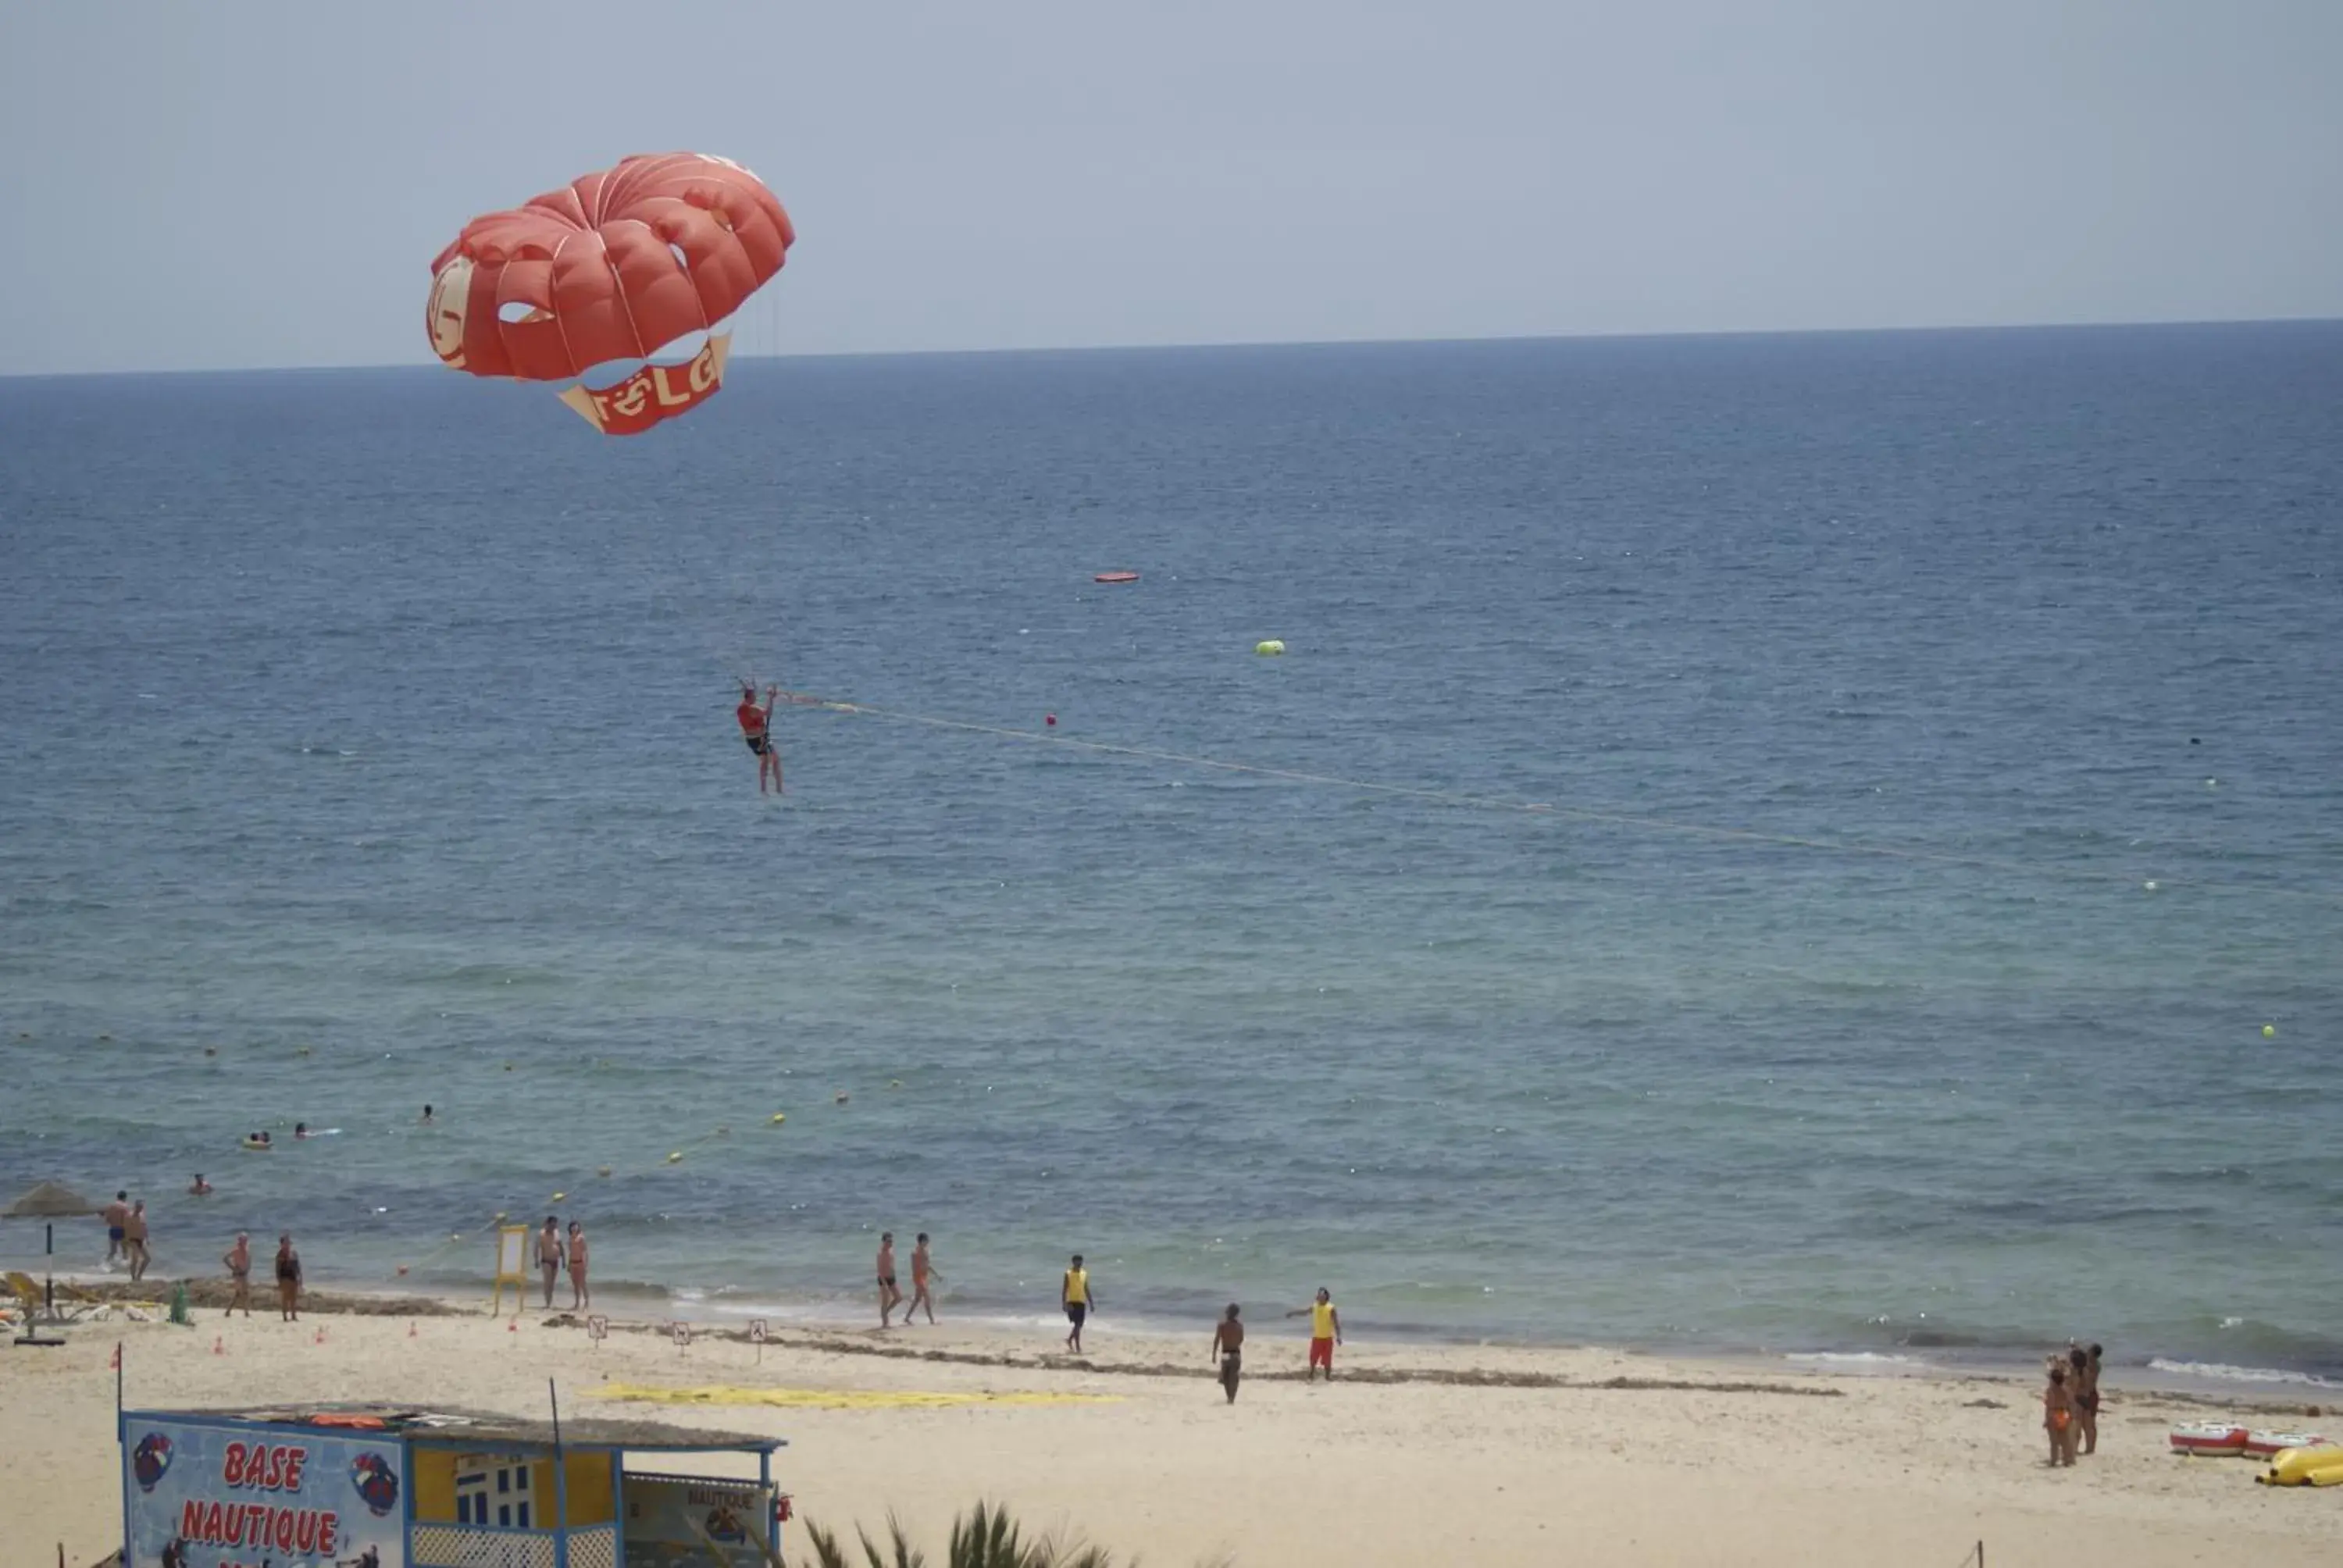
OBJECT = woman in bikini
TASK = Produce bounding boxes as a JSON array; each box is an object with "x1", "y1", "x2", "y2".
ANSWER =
[{"x1": 2042, "y1": 1362, "x2": 2076, "y2": 1466}]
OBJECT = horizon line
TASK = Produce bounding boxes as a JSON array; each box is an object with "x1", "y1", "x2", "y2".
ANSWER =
[{"x1": 4, "y1": 312, "x2": 2338, "y2": 383}]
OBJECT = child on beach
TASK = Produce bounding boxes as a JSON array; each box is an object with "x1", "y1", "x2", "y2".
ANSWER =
[{"x1": 2043, "y1": 1363, "x2": 2077, "y2": 1466}]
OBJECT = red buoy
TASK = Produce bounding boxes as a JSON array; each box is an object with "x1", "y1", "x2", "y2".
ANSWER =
[{"x1": 1093, "y1": 571, "x2": 1140, "y2": 584}]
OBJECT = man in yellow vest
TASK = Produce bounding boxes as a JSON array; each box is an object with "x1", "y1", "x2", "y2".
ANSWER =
[
  {"x1": 1061, "y1": 1253, "x2": 1097, "y2": 1353},
  {"x1": 1286, "y1": 1287, "x2": 1343, "y2": 1381}
]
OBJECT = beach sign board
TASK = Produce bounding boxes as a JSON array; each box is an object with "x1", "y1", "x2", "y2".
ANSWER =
[
  {"x1": 123, "y1": 1415, "x2": 405, "y2": 1568},
  {"x1": 622, "y1": 1474, "x2": 776, "y2": 1568}
]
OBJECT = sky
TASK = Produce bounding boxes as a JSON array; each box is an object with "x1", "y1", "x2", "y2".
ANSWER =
[{"x1": 2, "y1": 0, "x2": 2340, "y2": 375}]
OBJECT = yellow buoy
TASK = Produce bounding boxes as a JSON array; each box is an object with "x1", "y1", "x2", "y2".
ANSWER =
[
  {"x1": 666, "y1": 1151, "x2": 683, "y2": 1164},
  {"x1": 551, "y1": 1192, "x2": 566, "y2": 1203},
  {"x1": 2263, "y1": 1024, "x2": 2277, "y2": 1039},
  {"x1": 596, "y1": 1167, "x2": 612, "y2": 1178},
  {"x1": 1254, "y1": 640, "x2": 1285, "y2": 656},
  {"x1": 770, "y1": 1113, "x2": 786, "y2": 1125}
]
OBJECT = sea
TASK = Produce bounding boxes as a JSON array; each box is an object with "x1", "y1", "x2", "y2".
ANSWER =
[{"x1": 4, "y1": 323, "x2": 2340, "y2": 1388}]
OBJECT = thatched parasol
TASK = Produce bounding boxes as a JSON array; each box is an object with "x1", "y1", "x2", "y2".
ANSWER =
[{"x1": 4, "y1": 1181, "x2": 101, "y2": 1336}]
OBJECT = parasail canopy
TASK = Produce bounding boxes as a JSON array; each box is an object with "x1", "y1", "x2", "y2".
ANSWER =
[{"x1": 426, "y1": 152, "x2": 794, "y2": 433}]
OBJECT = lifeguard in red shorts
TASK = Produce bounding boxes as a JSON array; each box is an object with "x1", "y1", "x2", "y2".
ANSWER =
[{"x1": 1286, "y1": 1287, "x2": 1343, "y2": 1380}]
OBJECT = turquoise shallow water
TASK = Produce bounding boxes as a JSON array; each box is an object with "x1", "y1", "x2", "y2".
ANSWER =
[{"x1": 2, "y1": 326, "x2": 2339, "y2": 1381}]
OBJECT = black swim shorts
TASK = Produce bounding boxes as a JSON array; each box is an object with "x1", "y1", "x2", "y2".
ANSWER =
[
  {"x1": 744, "y1": 734, "x2": 769, "y2": 755},
  {"x1": 1065, "y1": 1303, "x2": 1087, "y2": 1327}
]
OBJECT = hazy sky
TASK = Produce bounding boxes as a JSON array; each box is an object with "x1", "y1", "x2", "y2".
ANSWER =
[{"x1": 3, "y1": 1, "x2": 2339, "y2": 374}]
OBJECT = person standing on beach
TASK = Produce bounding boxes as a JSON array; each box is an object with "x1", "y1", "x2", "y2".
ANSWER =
[
  {"x1": 903, "y1": 1233, "x2": 939, "y2": 1325},
  {"x1": 274, "y1": 1234, "x2": 302, "y2": 1321},
  {"x1": 1285, "y1": 1288, "x2": 1342, "y2": 1380},
  {"x1": 566, "y1": 1221, "x2": 590, "y2": 1310},
  {"x1": 222, "y1": 1232, "x2": 252, "y2": 1317},
  {"x1": 102, "y1": 1191, "x2": 129, "y2": 1263},
  {"x1": 123, "y1": 1200, "x2": 152, "y2": 1283},
  {"x1": 2070, "y1": 1345, "x2": 2103, "y2": 1456},
  {"x1": 2042, "y1": 1363, "x2": 2076, "y2": 1466},
  {"x1": 537, "y1": 1217, "x2": 563, "y2": 1309},
  {"x1": 1061, "y1": 1254, "x2": 1096, "y2": 1353},
  {"x1": 876, "y1": 1233, "x2": 902, "y2": 1327},
  {"x1": 1211, "y1": 1305, "x2": 1245, "y2": 1403}
]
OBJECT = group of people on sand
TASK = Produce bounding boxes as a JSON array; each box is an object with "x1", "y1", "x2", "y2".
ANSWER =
[
  {"x1": 876, "y1": 1232, "x2": 940, "y2": 1327},
  {"x1": 538, "y1": 1215, "x2": 590, "y2": 1310},
  {"x1": 218, "y1": 1231, "x2": 305, "y2": 1320},
  {"x1": 2042, "y1": 1342, "x2": 2106, "y2": 1466},
  {"x1": 1210, "y1": 1289, "x2": 1344, "y2": 1403},
  {"x1": 100, "y1": 1191, "x2": 155, "y2": 1281}
]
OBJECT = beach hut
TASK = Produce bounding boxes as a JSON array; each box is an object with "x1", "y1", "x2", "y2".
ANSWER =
[{"x1": 117, "y1": 1402, "x2": 788, "y2": 1568}]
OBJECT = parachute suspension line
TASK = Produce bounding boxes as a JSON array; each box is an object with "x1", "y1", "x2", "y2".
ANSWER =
[{"x1": 771, "y1": 691, "x2": 2330, "y2": 903}]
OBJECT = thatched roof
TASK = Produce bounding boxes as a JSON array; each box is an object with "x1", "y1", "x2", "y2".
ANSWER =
[
  {"x1": 4, "y1": 1181, "x2": 100, "y2": 1219},
  {"x1": 126, "y1": 1403, "x2": 782, "y2": 1453}
]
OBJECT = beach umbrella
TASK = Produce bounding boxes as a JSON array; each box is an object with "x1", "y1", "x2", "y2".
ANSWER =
[{"x1": 3, "y1": 1181, "x2": 99, "y2": 1331}]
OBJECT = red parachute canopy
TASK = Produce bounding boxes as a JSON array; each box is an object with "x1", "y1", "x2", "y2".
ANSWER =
[{"x1": 426, "y1": 152, "x2": 793, "y2": 433}]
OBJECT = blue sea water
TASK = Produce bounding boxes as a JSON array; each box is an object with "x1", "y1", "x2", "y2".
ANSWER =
[{"x1": 3, "y1": 325, "x2": 2340, "y2": 1382}]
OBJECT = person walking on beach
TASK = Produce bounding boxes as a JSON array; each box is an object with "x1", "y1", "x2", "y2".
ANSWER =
[
  {"x1": 2042, "y1": 1362, "x2": 2077, "y2": 1466},
  {"x1": 102, "y1": 1191, "x2": 129, "y2": 1263},
  {"x1": 737, "y1": 684, "x2": 785, "y2": 795},
  {"x1": 902, "y1": 1233, "x2": 939, "y2": 1325},
  {"x1": 537, "y1": 1217, "x2": 563, "y2": 1309},
  {"x1": 222, "y1": 1232, "x2": 252, "y2": 1317},
  {"x1": 876, "y1": 1233, "x2": 902, "y2": 1327},
  {"x1": 274, "y1": 1234, "x2": 302, "y2": 1321},
  {"x1": 1286, "y1": 1288, "x2": 1342, "y2": 1381},
  {"x1": 1211, "y1": 1304, "x2": 1245, "y2": 1404},
  {"x1": 566, "y1": 1221, "x2": 590, "y2": 1310},
  {"x1": 124, "y1": 1200, "x2": 152, "y2": 1283},
  {"x1": 1061, "y1": 1254, "x2": 1097, "y2": 1353}
]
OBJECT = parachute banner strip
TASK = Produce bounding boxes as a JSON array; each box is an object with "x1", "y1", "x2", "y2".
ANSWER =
[{"x1": 558, "y1": 334, "x2": 731, "y2": 436}]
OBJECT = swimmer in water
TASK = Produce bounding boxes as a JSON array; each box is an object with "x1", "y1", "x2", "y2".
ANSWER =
[
  {"x1": 188, "y1": 1174, "x2": 212, "y2": 1196},
  {"x1": 294, "y1": 1122, "x2": 309, "y2": 1139},
  {"x1": 736, "y1": 684, "x2": 784, "y2": 795},
  {"x1": 420, "y1": 1104, "x2": 435, "y2": 1125}
]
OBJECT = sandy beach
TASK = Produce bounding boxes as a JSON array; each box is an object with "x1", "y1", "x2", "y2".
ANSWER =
[{"x1": 8, "y1": 1293, "x2": 2339, "y2": 1567}]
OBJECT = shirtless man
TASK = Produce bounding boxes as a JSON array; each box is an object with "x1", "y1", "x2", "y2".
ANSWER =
[
  {"x1": 222, "y1": 1232, "x2": 253, "y2": 1317},
  {"x1": 123, "y1": 1201, "x2": 152, "y2": 1283},
  {"x1": 102, "y1": 1191, "x2": 129, "y2": 1263},
  {"x1": 537, "y1": 1217, "x2": 564, "y2": 1309},
  {"x1": 736, "y1": 685, "x2": 784, "y2": 795},
  {"x1": 188, "y1": 1174, "x2": 212, "y2": 1196},
  {"x1": 566, "y1": 1221, "x2": 590, "y2": 1310},
  {"x1": 1285, "y1": 1288, "x2": 1342, "y2": 1381},
  {"x1": 1211, "y1": 1304, "x2": 1246, "y2": 1403},
  {"x1": 876, "y1": 1233, "x2": 903, "y2": 1327},
  {"x1": 902, "y1": 1234, "x2": 939, "y2": 1325}
]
